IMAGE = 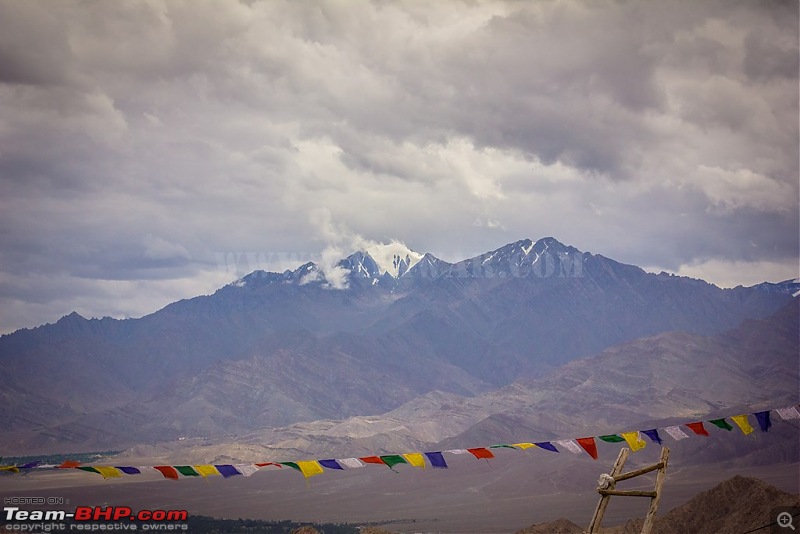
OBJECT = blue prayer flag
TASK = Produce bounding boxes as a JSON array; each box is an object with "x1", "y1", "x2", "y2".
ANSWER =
[
  {"x1": 424, "y1": 452, "x2": 448, "y2": 469},
  {"x1": 114, "y1": 466, "x2": 141, "y2": 475},
  {"x1": 319, "y1": 459, "x2": 344, "y2": 470},
  {"x1": 754, "y1": 411, "x2": 772, "y2": 432},
  {"x1": 214, "y1": 465, "x2": 241, "y2": 478},
  {"x1": 642, "y1": 429, "x2": 662, "y2": 445}
]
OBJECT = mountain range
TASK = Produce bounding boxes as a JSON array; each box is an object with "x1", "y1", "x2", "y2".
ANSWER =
[
  {"x1": 113, "y1": 297, "x2": 799, "y2": 467},
  {"x1": 0, "y1": 237, "x2": 797, "y2": 454}
]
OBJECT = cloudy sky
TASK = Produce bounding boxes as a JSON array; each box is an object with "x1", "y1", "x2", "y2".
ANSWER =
[{"x1": 0, "y1": 0, "x2": 797, "y2": 334}]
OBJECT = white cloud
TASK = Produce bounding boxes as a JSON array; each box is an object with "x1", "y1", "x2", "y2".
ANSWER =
[
  {"x1": 142, "y1": 234, "x2": 191, "y2": 261},
  {"x1": 668, "y1": 258, "x2": 800, "y2": 288},
  {"x1": 0, "y1": 0, "x2": 796, "y2": 332},
  {"x1": 693, "y1": 165, "x2": 796, "y2": 213}
]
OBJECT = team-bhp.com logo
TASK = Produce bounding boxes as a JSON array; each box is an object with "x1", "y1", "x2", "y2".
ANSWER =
[{"x1": 4, "y1": 506, "x2": 188, "y2": 531}]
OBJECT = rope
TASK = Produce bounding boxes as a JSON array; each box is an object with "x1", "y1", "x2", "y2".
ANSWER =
[{"x1": 597, "y1": 473, "x2": 615, "y2": 490}]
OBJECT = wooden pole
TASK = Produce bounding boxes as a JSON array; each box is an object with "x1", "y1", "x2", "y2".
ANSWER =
[
  {"x1": 614, "y1": 461, "x2": 665, "y2": 483},
  {"x1": 587, "y1": 447, "x2": 629, "y2": 533},
  {"x1": 598, "y1": 489, "x2": 657, "y2": 498},
  {"x1": 641, "y1": 446, "x2": 670, "y2": 534}
]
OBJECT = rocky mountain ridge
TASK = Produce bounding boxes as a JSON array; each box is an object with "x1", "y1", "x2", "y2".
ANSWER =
[{"x1": 113, "y1": 300, "x2": 799, "y2": 466}]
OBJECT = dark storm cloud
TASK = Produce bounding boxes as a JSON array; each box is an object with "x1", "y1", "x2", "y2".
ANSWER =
[
  {"x1": 0, "y1": 0, "x2": 797, "y2": 333},
  {"x1": 0, "y1": 2, "x2": 75, "y2": 86}
]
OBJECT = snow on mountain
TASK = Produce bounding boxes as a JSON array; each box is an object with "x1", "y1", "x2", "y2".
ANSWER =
[
  {"x1": 364, "y1": 241, "x2": 424, "y2": 278},
  {"x1": 447, "y1": 237, "x2": 582, "y2": 279},
  {"x1": 337, "y1": 251, "x2": 382, "y2": 280},
  {"x1": 221, "y1": 238, "x2": 800, "y2": 293}
]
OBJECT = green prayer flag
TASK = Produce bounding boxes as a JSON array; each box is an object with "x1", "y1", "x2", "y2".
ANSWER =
[
  {"x1": 599, "y1": 434, "x2": 626, "y2": 443},
  {"x1": 489, "y1": 444, "x2": 517, "y2": 449},
  {"x1": 174, "y1": 465, "x2": 200, "y2": 477},
  {"x1": 709, "y1": 418, "x2": 733, "y2": 431},
  {"x1": 379, "y1": 455, "x2": 408, "y2": 469},
  {"x1": 76, "y1": 466, "x2": 101, "y2": 475},
  {"x1": 280, "y1": 462, "x2": 301, "y2": 471}
]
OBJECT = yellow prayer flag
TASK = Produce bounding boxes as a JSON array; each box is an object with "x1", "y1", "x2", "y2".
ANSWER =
[
  {"x1": 402, "y1": 453, "x2": 426, "y2": 468},
  {"x1": 95, "y1": 467, "x2": 122, "y2": 479},
  {"x1": 621, "y1": 432, "x2": 646, "y2": 452},
  {"x1": 194, "y1": 465, "x2": 220, "y2": 477},
  {"x1": 513, "y1": 442, "x2": 535, "y2": 450},
  {"x1": 0, "y1": 466, "x2": 20, "y2": 473},
  {"x1": 296, "y1": 460, "x2": 324, "y2": 478},
  {"x1": 731, "y1": 415, "x2": 754, "y2": 435}
]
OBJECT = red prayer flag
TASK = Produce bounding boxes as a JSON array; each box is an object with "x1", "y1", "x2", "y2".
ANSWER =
[
  {"x1": 685, "y1": 422, "x2": 710, "y2": 436},
  {"x1": 359, "y1": 456, "x2": 387, "y2": 465},
  {"x1": 576, "y1": 437, "x2": 598, "y2": 460},
  {"x1": 255, "y1": 462, "x2": 281, "y2": 468},
  {"x1": 57, "y1": 460, "x2": 81, "y2": 469},
  {"x1": 467, "y1": 448, "x2": 495, "y2": 460},
  {"x1": 153, "y1": 466, "x2": 179, "y2": 480}
]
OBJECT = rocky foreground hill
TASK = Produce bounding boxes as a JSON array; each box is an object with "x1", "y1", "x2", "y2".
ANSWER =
[{"x1": 517, "y1": 475, "x2": 800, "y2": 534}]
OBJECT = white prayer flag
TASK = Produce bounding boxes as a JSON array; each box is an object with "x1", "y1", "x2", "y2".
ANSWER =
[
  {"x1": 776, "y1": 406, "x2": 800, "y2": 420},
  {"x1": 338, "y1": 458, "x2": 364, "y2": 469},
  {"x1": 555, "y1": 439, "x2": 583, "y2": 454},
  {"x1": 664, "y1": 425, "x2": 689, "y2": 440},
  {"x1": 233, "y1": 464, "x2": 260, "y2": 477}
]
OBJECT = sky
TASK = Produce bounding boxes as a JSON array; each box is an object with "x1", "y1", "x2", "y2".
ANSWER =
[{"x1": 0, "y1": 0, "x2": 798, "y2": 334}]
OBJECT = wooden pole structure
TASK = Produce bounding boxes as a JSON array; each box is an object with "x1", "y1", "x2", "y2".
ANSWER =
[
  {"x1": 587, "y1": 447, "x2": 629, "y2": 533},
  {"x1": 586, "y1": 446, "x2": 670, "y2": 534},
  {"x1": 641, "y1": 446, "x2": 670, "y2": 534}
]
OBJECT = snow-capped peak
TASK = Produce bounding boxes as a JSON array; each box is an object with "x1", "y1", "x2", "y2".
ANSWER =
[
  {"x1": 521, "y1": 240, "x2": 534, "y2": 256},
  {"x1": 364, "y1": 241, "x2": 424, "y2": 278}
]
